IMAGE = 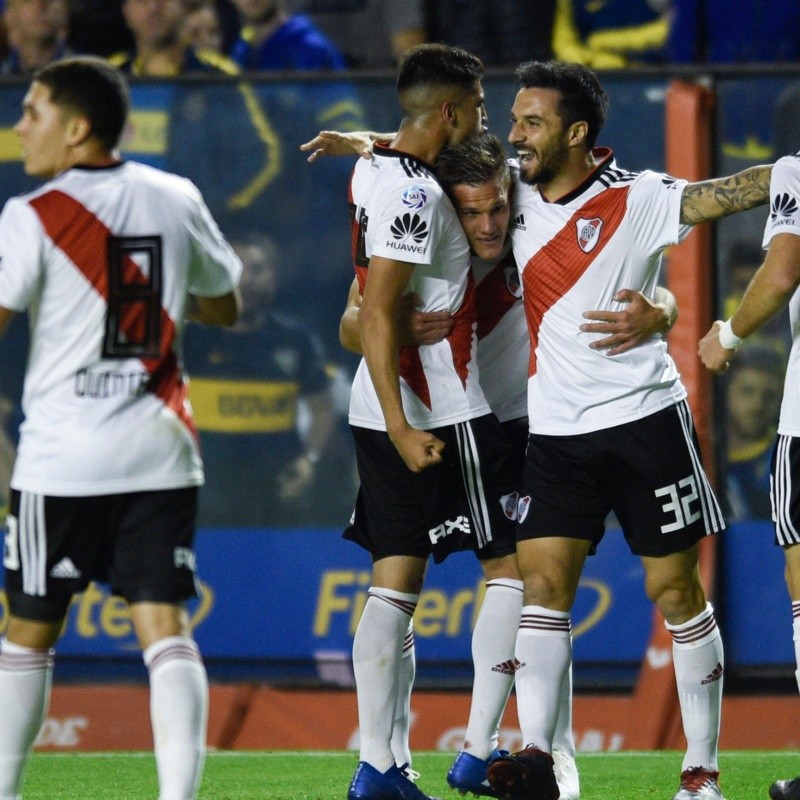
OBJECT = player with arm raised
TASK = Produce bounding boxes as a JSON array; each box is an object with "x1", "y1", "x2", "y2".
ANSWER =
[
  {"x1": 486, "y1": 60, "x2": 769, "y2": 800},
  {"x1": 337, "y1": 43, "x2": 537, "y2": 800},
  {"x1": 698, "y1": 152, "x2": 800, "y2": 800},
  {"x1": 0, "y1": 56, "x2": 241, "y2": 800}
]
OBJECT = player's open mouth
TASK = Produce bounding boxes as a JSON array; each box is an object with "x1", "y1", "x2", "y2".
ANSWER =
[{"x1": 517, "y1": 150, "x2": 535, "y2": 165}]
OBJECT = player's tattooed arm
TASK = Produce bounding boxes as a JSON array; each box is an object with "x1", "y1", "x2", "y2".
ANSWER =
[{"x1": 679, "y1": 165, "x2": 772, "y2": 224}]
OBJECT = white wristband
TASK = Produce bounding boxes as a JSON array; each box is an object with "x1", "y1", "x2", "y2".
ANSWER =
[{"x1": 718, "y1": 318, "x2": 743, "y2": 350}]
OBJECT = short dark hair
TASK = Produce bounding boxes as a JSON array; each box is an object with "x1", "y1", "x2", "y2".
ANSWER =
[
  {"x1": 397, "y1": 43, "x2": 483, "y2": 96},
  {"x1": 34, "y1": 56, "x2": 130, "y2": 151},
  {"x1": 435, "y1": 131, "x2": 511, "y2": 193},
  {"x1": 516, "y1": 60, "x2": 609, "y2": 149}
]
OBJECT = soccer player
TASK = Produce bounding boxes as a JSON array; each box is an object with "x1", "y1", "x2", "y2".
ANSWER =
[
  {"x1": 484, "y1": 60, "x2": 770, "y2": 800},
  {"x1": 0, "y1": 56, "x2": 242, "y2": 800},
  {"x1": 340, "y1": 43, "x2": 527, "y2": 800},
  {"x1": 698, "y1": 152, "x2": 800, "y2": 800},
  {"x1": 338, "y1": 130, "x2": 678, "y2": 800}
]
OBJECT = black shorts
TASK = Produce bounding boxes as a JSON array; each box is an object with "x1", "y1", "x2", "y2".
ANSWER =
[
  {"x1": 771, "y1": 434, "x2": 800, "y2": 547},
  {"x1": 3, "y1": 487, "x2": 199, "y2": 622},
  {"x1": 517, "y1": 401, "x2": 726, "y2": 556},
  {"x1": 345, "y1": 415, "x2": 518, "y2": 564}
]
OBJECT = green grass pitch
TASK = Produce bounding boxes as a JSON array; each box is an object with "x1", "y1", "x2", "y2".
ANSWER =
[{"x1": 22, "y1": 750, "x2": 799, "y2": 799}]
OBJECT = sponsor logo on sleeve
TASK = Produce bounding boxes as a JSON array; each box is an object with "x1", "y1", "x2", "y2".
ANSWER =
[
  {"x1": 771, "y1": 192, "x2": 799, "y2": 227},
  {"x1": 401, "y1": 185, "x2": 428, "y2": 210},
  {"x1": 385, "y1": 212, "x2": 429, "y2": 254}
]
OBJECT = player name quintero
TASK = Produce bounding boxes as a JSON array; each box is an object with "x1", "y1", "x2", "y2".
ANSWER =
[{"x1": 74, "y1": 367, "x2": 150, "y2": 399}]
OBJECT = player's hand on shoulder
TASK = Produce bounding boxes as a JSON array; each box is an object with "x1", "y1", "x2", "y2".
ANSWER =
[
  {"x1": 389, "y1": 425, "x2": 445, "y2": 473},
  {"x1": 300, "y1": 130, "x2": 376, "y2": 163},
  {"x1": 698, "y1": 321, "x2": 735, "y2": 373}
]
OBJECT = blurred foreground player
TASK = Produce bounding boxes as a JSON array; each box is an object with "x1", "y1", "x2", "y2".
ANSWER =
[{"x1": 0, "y1": 56, "x2": 242, "y2": 800}]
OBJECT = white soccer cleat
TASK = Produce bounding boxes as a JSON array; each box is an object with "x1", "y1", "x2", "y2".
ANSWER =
[
  {"x1": 553, "y1": 748, "x2": 580, "y2": 800},
  {"x1": 671, "y1": 767, "x2": 726, "y2": 800}
]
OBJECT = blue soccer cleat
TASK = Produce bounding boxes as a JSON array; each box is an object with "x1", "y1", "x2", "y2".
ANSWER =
[
  {"x1": 446, "y1": 750, "x2": 507, "y2": 797},
  {"x1": 347, "y1": 761, "x2": 442, "y2": 800}
]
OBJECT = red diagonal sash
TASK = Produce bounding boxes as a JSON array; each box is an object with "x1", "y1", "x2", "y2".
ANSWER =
[
  {"x1": 476, "y1": 249, "x2": 520, "y2": 340},
  {"x1": 29, "y1": 189, "x2": 197, "y2": 438},
  {"x1": 522, "y1": 186, "x2": 629, "y2": 376}
]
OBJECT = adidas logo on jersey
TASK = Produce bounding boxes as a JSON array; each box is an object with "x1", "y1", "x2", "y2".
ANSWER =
[
  {"x1": 50, "y1": 557, "x2": 81, "y2": 579},
  {"x1": 511, "y1": 213, "x2": 526, "y2": 230}
]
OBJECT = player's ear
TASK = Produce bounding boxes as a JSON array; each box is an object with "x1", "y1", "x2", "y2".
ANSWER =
[
  {"x1": 66, "y1": 114, "x2": 92, "y2": 147},
  {"x1": 567, "y1": 120, "x2": 588, "y2": 148},
  {"x1": 441, "y1": 99, "x2": 457, "y2": 127}
]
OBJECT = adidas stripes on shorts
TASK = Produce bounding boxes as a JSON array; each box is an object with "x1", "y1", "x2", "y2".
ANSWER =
[
  {"x1": 345, "y1": 414, "x2": 518, "y2": 564},
  {"x1": 3, "y1": 487, "x2": 199, "y2": 622}
]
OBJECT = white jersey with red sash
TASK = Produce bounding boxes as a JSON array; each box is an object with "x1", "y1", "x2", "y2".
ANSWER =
[
  {"x1": 473, "y1": 239, "x2": 528, "y2": 423},
  {"x1": 0, "y1": 161, "x2": 241, "y2": 496},
  {"x1": 510, "y1": 149, "x2": 691, "y2": 435},
  {"x1": 347, "y1": 144, "x2": 489, "y2": 430}
]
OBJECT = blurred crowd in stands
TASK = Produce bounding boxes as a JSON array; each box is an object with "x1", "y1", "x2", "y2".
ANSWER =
[{"x1": 0, "y1": 0, "x2": 799, "y2": 81}]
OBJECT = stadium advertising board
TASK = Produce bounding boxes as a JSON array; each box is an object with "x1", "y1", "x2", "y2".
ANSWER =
[{"x1": 0, "y1": 526, "x2": 655, "y2": 676}]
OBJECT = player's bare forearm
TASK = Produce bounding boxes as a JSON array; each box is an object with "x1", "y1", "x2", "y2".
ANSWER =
[
  {"x1": 340, "y1": 278, "x2": 452, "y2": 354},
  {"x1": 728, "y1": 232, "x2": 800, "y2": 339},
  {"x1": 359, "y1": 257, "x2": 413, "y2": 436},
  {"x1": 360, "y1": 305, "x2": 405, "y2": 430},
  {"x1": 359, "y1": 315, "x2": 443, "y2": 472},
  {"x1": 300, "y1": 130, "x2": 392, "y2": 162},
  {"x1": 339, "y1": 278, "x2": 363, "y2": 353},
  {"x1": 699, "y1": 232, "x2": 800, "y2": 372},
  {"x1": 680, "y1": 165, "x2": 772, "y2": 224}
]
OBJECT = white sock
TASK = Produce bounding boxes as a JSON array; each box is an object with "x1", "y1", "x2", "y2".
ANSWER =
[
  {"x1": 463, "y1": 579, "x2": 522, "y2": 759},
  {"x1": 353, "y1": 588, "x2": 418, "y2": 773},
  {"x1": 552, "y1": 662, "x2": 576, "y2": 757},
  {"x1": 390, "y1": 621, "x2": 415, "y2": 769},
  {"x1": 144, "y1": 636, "x2": 208, "y2": 800},
  {"x1": 665, "y1": 603, "x2": 723, "y2": 772},
  {"x1": 792, "y1": 602, "x2": 800, "y2": 693},
  {"x1": 0, "y1": 638, "x2": 53, "y2": 800},
  {"x1": 514, "y1": 606, "x2": 572, "y2": 754}
]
